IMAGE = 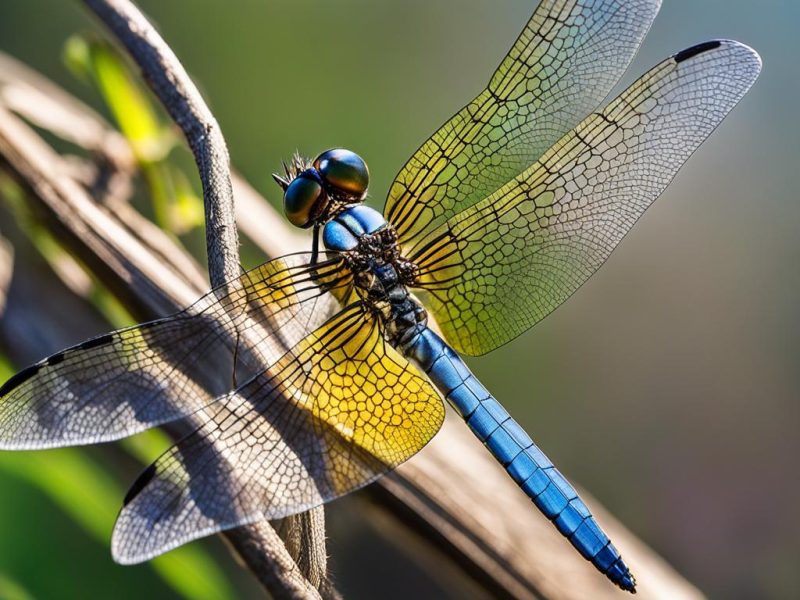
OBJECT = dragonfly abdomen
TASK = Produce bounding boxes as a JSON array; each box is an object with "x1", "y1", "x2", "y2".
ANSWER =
[{"x1": 403, "y1": 326, "x2": 636, "y2": 592}]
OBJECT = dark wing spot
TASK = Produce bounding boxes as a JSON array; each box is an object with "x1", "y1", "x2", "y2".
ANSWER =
[
  {"x1": 1, "y1": 332, "x2": 117, "y2": 397},
  {"x1": 78, "y1": 333, "x2": 115, "y2": 351},
  {"x1": 46, "y1": 353, "x2": 65, "y2": 366},
  {"x1": 124, "y1": 463, "x2": 157, "y2": 506},
  {"x1": 0, "y1": 364, "x2": 42, "y2": 397},
  {"x1": 674, "y1": 40, "x2": 722, "y2": 64}
]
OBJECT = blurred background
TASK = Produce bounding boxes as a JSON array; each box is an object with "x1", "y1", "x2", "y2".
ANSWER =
[{"x1": 0, "y1": 0, "x2": 797, "y2": 598}]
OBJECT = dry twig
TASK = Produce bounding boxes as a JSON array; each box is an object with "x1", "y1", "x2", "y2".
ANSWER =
[
  {"x1": 79, "y1": 1, "x2": 332, "y2": 597},
  {"x1": 82, "y1": 0, "x2": 238, "y2": 286}
]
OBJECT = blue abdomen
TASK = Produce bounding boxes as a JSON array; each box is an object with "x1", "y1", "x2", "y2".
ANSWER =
[{"x1": 403, "y1": 326, "x2": 636, "y2": 592}]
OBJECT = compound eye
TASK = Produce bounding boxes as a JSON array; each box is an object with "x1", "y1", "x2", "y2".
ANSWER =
[
  {"x1": 313, "y1": 148, "x2": 369, "y2": 198},
  {"x1": 283, "y1": 175, "x2": 323, "y2": 228}
]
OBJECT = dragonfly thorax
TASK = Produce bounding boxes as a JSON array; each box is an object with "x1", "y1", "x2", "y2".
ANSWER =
[
  {"x1": 274, "y1": 149, "x2": 425, "y2": 343},
  {"x1": 323, "y1": 204, "x2": 425, "y2": 345},
  {"x1": 322, "y1": 205, "x2": 387, "y2": 252}
]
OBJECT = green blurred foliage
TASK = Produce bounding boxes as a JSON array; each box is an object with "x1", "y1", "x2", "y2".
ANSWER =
[
  {"x1": 65, "y1": 34, "x2": 204, "y2": 235},
  {"x1": 0, "y1": 575, "x2": 34, "y2": 600},
  {"x1": 64, "y1": 35, "x2": 167, "y2": 162},
  {"x1": 0, "y1": 446, "x2": 235, "y2": 600},
  {"x1": 0, "y1": 345, "x2": 235, "y2": 600}
]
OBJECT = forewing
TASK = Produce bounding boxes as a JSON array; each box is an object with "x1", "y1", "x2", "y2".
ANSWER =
[
  {"x1": 111, "y1": 304, "x2": 444, "y2": 563},
  {"x1": 0, "y1": 254, "x2": 352, "y2": 448},
  {"x1": 410, "y1": 41, "x2": 761, "y2": 355},
  {"x1": 384, "y1": 0, "x2": 661, "y2": 246}
]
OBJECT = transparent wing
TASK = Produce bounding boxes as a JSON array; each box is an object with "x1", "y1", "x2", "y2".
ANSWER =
[
  {"x1": 0, "y1": 253, "x2": 352, "y2": 448},
  {"x1": 111, "y1": 304, "x2": 444, "y2": 563},
  {"x1": 384, "y1": 0, "x2": 662, "y2": 246},
  {"x1": 409, "y1": 41, "x2": 761, "y2": 356}
]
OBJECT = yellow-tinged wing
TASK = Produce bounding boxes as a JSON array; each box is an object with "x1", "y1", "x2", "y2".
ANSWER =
[
  {"x1": 0, "y1": 253, "x2": 351, "y2": 448},
  {"x1": 384, "y1": 0, "x2": 661, "y2": 247},
  {"x1": 112, "y1": 304, "x2": 444, "y2": 564},
  {"x1": 409, "y1": 41, "x2": 762, "y2": 356}
]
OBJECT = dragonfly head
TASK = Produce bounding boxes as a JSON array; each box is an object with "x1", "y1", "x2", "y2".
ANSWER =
[{"x1": 273, "y1": 148, "x2": 370, "y2": 229}]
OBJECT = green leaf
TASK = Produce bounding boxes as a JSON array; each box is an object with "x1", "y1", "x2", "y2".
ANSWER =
[
  {"x1": 170, "y1": 165, "x2": 206, "y2": 233},
  {"x1": 64, "y1": 35, "x2": 173, "y2": 163},
  {"x1": 0, "y1": 446, "x2": 235, "y2": 600},
  {"x1": 0, "y1": 357, "x2": 234, "y2": 600},
  {"x1": 0, "y1": 353, "x2": 13, "y2": 381},
  {"x1": 0, "y1": 572, "x2": 35, "y2": 600},
  {"x1": 152, "y1": 544, "x2": 237, "y2": 600},
  {"x1": 120, "y1": 428, "x2": 172, "y2": 465},
  {"x1": 63, "y1": 35, "x2": 204, "y2": 236}
]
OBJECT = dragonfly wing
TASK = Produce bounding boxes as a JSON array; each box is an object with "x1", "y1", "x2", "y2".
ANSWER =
[
  {"x1": 111, "y1": 304, "x2": 444, "y2": 563},
  {"x1": 410, "y1": 41, "x2": 761, "y2": 356},
  {"x1": 384, "y1": 0, "x2": 661, "y2": 246},
  {"x1": 0, "y1": 254, "x2": 351, "y2": 448}
]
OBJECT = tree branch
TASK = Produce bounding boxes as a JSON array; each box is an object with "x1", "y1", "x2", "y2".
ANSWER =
[
  {"x1": 82, "y1": 0, "x2": 238, "y2": 286},
  {"x1": 73, "y1": 0, "x2": 328, "y2": 594}
]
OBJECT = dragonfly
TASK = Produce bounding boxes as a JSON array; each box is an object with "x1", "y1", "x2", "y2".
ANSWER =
[{"x1": 0, "y1": 0, "x2": 760, "y2": 592}]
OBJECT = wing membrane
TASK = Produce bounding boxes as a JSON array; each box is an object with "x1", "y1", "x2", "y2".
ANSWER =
[
  {"x1": 384, "y1": 0, "x2": 661, "y2": 246},
  {"x1": 0, "y1": 254, "x2": 352, "y2": 448},
  {"x1": 410, "y1": 41, "x2": 761, "y2": 355},
  {"x1": 111, "y1": 304, "x2": 444, "y2": 563}
]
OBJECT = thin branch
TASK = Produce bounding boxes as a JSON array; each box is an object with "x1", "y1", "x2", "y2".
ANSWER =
[
  {"x1": 79, "y1": 2, "x2": 332, "y2": 597},
  {"x1": 224, "y1": 523, "x2": 327, "y2": 599},
  {"x1": 0, "y1": 52, "x2": 134, "y2": 173},
  {"x1": 82, "y1": 0, "x2": 238, "y2": 286}
]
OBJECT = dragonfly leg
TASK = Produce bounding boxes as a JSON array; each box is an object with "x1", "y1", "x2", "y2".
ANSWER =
[
  {"x1": 231, "y1": 330, "x2": 241, "y2": 389},
  {"x1": 310, "y1": 222, "x2": 320, "y2": 265}
]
